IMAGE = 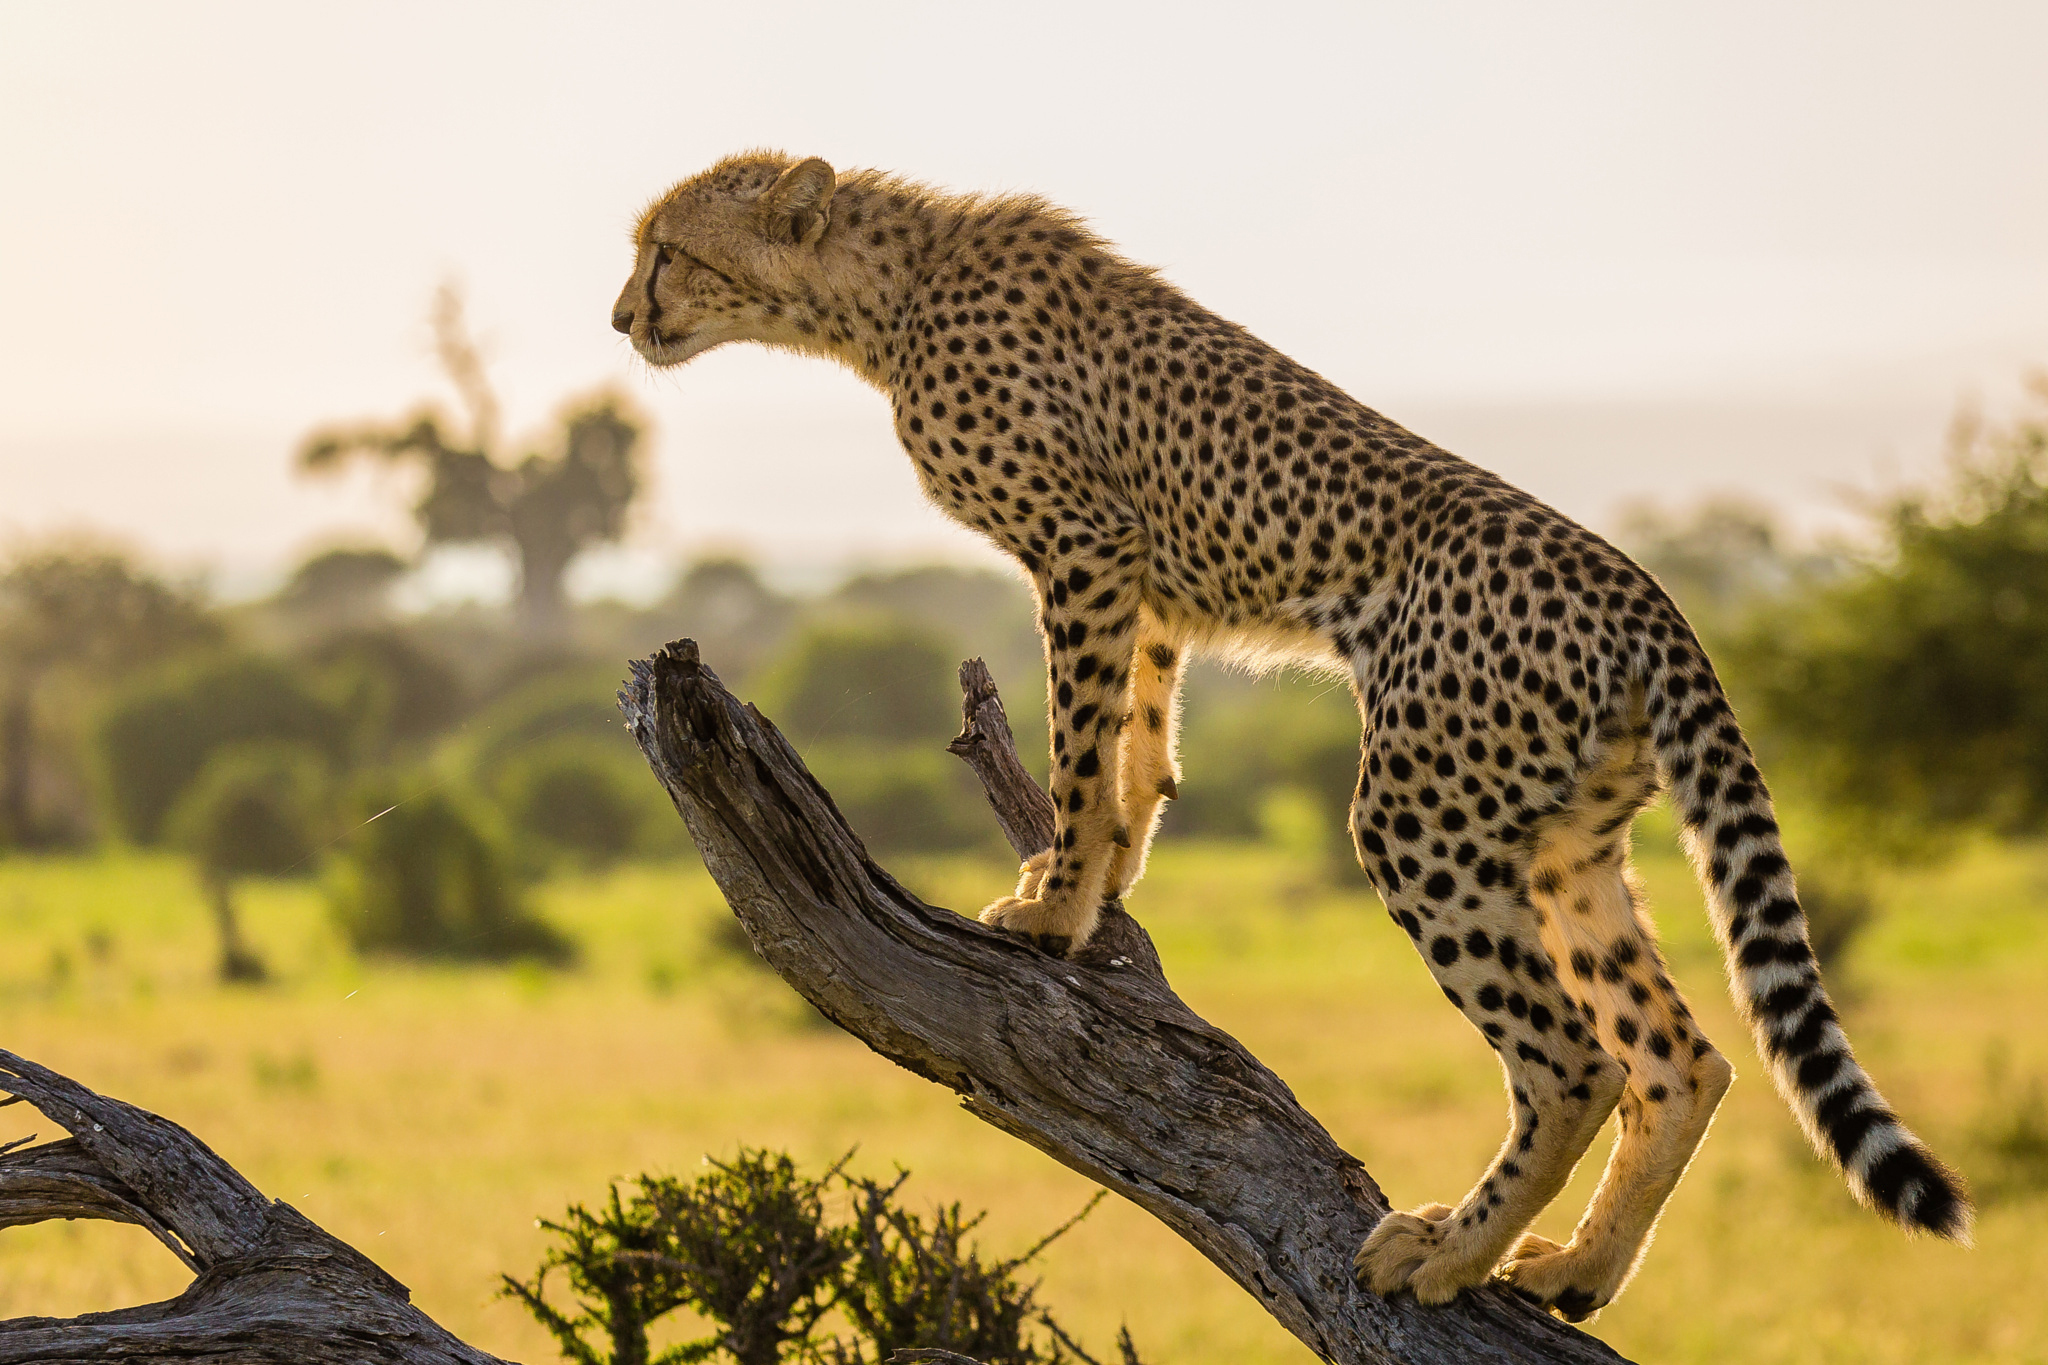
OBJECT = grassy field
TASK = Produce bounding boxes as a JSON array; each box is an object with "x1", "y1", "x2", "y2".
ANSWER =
[{"x1": 4, "y1": 811, "x2": 2047, "y2": 1364}]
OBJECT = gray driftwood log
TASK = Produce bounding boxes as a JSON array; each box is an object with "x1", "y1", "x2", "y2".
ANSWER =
[
  {"x1": 0, "y1": 1049, "x2": 509, "y2": 1363},
  {"x1": 618, "y1": 639, "x2": 1630, "y2": 1365}
]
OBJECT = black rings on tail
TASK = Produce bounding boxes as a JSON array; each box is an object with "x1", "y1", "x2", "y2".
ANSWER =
[{"x1": 1641, "y1": 619, "x2": 1972, "y2": 1243}]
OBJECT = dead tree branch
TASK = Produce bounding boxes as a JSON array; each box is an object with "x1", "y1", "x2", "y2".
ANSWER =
[
  {"x1": 0, "y1": 1050, "x2": 510, "y2": 1363},
  {"x1": 618, "y1": 640, "x2": 1630, "y2": 1365}
]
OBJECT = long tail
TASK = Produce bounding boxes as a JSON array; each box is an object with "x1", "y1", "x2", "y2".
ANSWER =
[{"x1": 1643, "y1": 622, "x2": 1972, "y2": 1242}]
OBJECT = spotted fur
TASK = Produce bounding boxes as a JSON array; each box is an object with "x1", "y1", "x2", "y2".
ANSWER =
[{"x1": 612, "y1": 151, "x2": 1971, "y2": 1318}]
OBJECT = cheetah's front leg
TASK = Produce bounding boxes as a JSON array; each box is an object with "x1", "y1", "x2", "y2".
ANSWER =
[{"x1": 980, "y1": 555, "x2": 1143, "y2": 952}]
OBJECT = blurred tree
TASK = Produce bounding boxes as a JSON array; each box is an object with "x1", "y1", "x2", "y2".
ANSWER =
[
  {"x1": 326, "y1": 776, "x2": 570, "y2": 962},
  {"x1": 648, "y1": 556, "x2": 797, "y2": 681},
  {"x1": 1737, "y1": 378, "x2": 2048, "y2": 844},
  {"x1": 801, "y1": 742, "x2": 1002, "y2": 857},
  {"x1": 746, "y1": 620, "x2": 1008, "y2": 856},
  {"x1": 274, "y1": 546, "x2": 409, "y2": 630},
  {"x1": 826, "y1": 564, "x2": 1042, "y2": 687},
  {"x1": 297, "y1": 287, "x2": 647, "y2": 637},
  {"x1": 752, "y1": 620, "x2": 960, "y2": 746},
  {"x1": 165, "y1": 744, "x2": 327, "y2": 983},
  {"x1": 0, "y1": 547, "x2": 219, "y2": 848},
  {"x1": 1166, "y1": 670, "x2": 1368, "y2": 884},
  {"x1": 1616, "y1": 497, "x2": 1840, "y2": 636},
  {"x1": 463, "y1": 667, "x2": 638, "y2": 782},
  {"x1": 95, "y1": 653, "x2": 351, "y2": 846},
  {"x1": 299, "y1": 627, "x2": 469, "y2": 758},
  {"x1": 493, "y1": 738, "x2": 665, "y2": 870}
]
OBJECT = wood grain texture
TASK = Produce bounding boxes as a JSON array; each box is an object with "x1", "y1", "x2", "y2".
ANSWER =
[
  {"x1": 0, "y1": 1050, "x2": 510, "y2": 1363},
  {"x1": 618, "y1": 639, "x2": 1631, "y2": 1365}
]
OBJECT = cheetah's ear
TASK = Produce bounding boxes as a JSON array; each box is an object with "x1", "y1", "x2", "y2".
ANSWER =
[{"x1": 757, "y1": 157, "x2": 836, "y2": 248}]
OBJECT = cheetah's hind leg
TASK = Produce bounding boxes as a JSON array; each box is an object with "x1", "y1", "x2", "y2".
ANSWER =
[
  {"x1": 1348, "y1": 753, "x2": 1625, "y2": 1303},
  {"x1": 1500, "y1": 728, "x2": 1733, "y2": 1319}
]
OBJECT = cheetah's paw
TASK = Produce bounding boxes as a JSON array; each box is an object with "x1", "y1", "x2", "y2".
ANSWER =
[
  {"x1": 1497, "y1": 1232, "x2": 1615, "y2": 1322},
  {"x1": 1013, "y1": 848, "x2": 1053, "y2": 900},
  {"x1": 1354, "y1": 1203, "x2": 1465, "y2": 1302},
  {"x1": 978, "y1": 893, "x2": 1096, "y2": 951}
]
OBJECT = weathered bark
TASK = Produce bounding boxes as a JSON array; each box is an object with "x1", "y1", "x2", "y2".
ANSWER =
[
  {"x1": 0, "y1": 1052, "x2": 510, "y2": 1363},
  {"x1": 617, "y1": 640, "x2": 1631, "y2": 1365}
]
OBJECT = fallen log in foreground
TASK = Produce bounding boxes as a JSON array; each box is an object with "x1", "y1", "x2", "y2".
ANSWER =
[{"x1": 0, "y1": 1048, "x2": 509, "y2": 1363}]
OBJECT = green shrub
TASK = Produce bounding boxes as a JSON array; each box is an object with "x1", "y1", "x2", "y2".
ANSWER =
[
  {"x1": 326, "y1": 777, "x2": 571, "y2": 962},
  {"x1": 95, "y1": 652, "x2": 351, "y2": 845},
  {"x1": 165, "y1": 742, "x2": 328, "y2": 883},
  {"x1": 301, "y1": 626, "x2": 469, "y2": 757},
  {"x1": 829, "y1": 1175, "x2": 1113, "y2": 1365},
  {"x1": 802, "y1": 742, "x2": 1001, "y2": 857},
  {"x1": 506, "y1": 1151, "x2": 848, "y2": 1365},
  {"x1": 503, "y1": 1150, "x2": 1136, "y2": 1365},
  {"x1": 494, "y1": 737, "x2": 678, "y2": 869},
  {"x1": 753, "y1": 621, "x2": 960, "y2": 747},
  {"x1": 465, "y1": 667, "x2": 642, "y2": 785},
  {"x1": 165, "y1": 741, "x2": 329, "y2": 983},
  {"x1": 1729, "y1": 390, "x2": 2048, "y2": 847},
  {"x1": 1971, "y1": 1043, "x2": 2048, "y2": 1206}
]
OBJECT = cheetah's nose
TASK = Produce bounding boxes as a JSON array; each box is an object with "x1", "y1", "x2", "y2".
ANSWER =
[{"x1": 611, "y1": 307, "x2": 634, "y2": 335}]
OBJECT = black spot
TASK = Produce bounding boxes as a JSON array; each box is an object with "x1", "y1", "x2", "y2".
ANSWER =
[{"x1": 1430, "y1": 935, "x2": 1460, "y2": 966}]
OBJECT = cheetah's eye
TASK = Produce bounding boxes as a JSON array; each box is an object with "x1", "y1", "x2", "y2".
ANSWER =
[{"x1": 665, "y1": 247, "x2": 741, "y2": 292}]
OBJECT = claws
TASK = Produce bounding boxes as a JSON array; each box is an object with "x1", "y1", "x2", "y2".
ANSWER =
[
  {"x1": 1497, "y1": 1232, "x2": 1614, "y2": 1322},
  {"x1": 980, "y1": 893, "x2": 1098, "y2": 949},
  {"x1": 1354, "y1": 1202, "x2": 1457, "y2": 1299}
]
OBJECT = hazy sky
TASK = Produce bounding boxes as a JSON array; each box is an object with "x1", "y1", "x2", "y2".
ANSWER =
[{"x1": 4, "y1": 2, "x2": 2046, "y2": 594}]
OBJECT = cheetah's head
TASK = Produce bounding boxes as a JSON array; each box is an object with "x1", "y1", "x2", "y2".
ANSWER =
[{"x1": 612, "y1": 151, "x2": 837, "y2": 367}]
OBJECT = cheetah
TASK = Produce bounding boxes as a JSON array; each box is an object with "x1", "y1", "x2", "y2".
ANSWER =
[{"x1": 612, "y1": 152, "x2": 1972, "y2": 1319}]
